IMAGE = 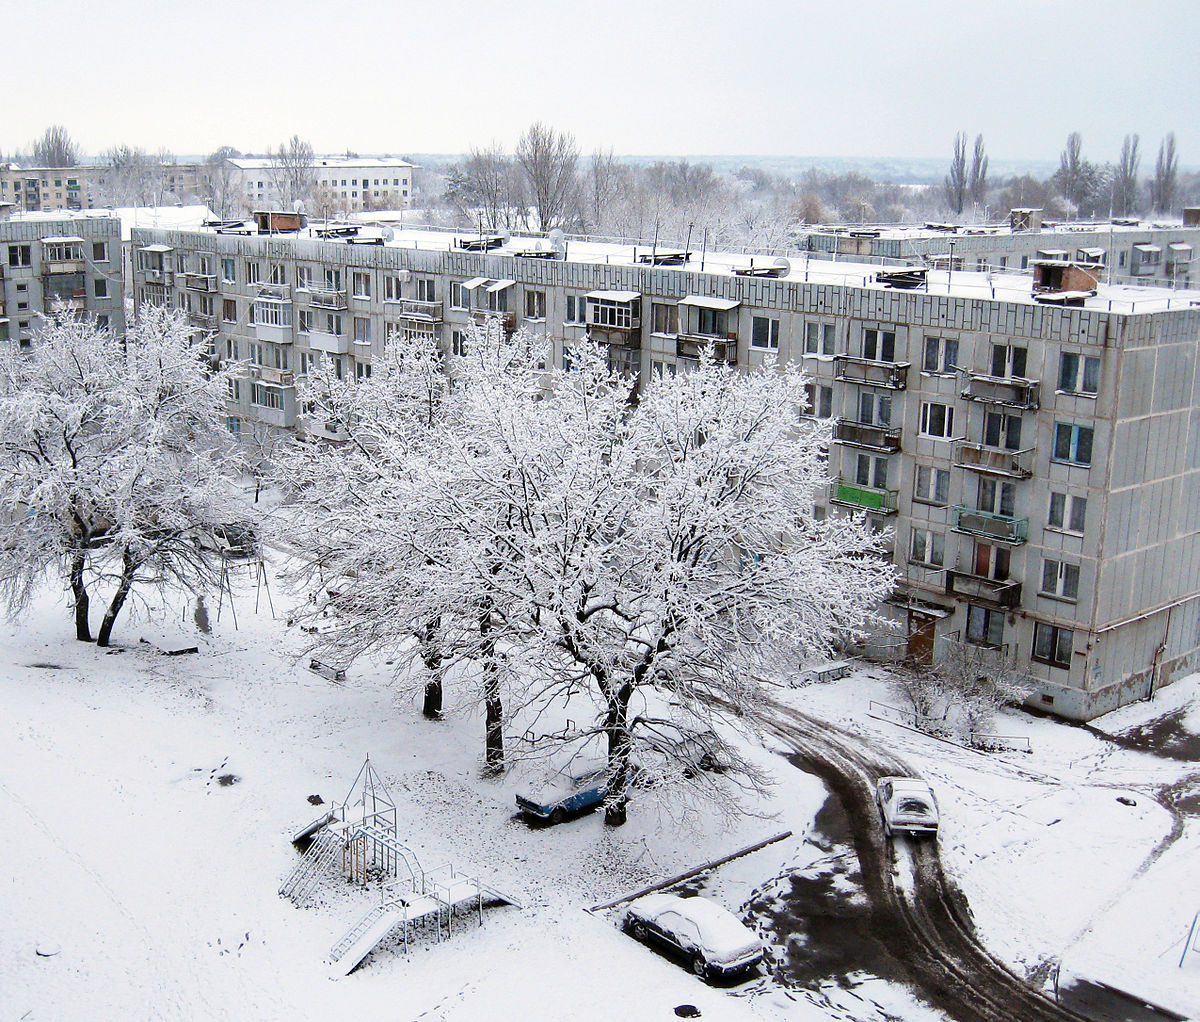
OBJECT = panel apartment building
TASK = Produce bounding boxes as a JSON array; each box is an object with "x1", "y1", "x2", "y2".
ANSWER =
[
  {"x1": 795, "y1": 209, "x2": 1200, "y2": 290},
  {"x1": 1, "y1": 212, "x2": 126, "y2": 345},
  {"x1": 228, "y1": 157, "x2": 417, "y2": 214},
  {"x1": 130, "y1": 220, "x2": 1200, "y2": 722}
]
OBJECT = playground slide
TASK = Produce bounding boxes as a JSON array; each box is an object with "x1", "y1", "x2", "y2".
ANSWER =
[{"x1": 328, "y1": 906, "x2": 404, "y2": 979}]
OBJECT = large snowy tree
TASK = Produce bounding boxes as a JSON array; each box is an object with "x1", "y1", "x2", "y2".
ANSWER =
[
  {"x1": 283, "y1": 323, "x2": 895, "y2": 823},
  {"x1": 0, "y1": 306, "x2": 246, "y2": 645}
]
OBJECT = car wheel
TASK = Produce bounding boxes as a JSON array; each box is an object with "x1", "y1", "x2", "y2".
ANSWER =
[
  {"x1": 549, "y1": 806, "x2": 566, "y2": 826},
  {"x1": 698, "y1": 755, "x2": 715, "y2": 771},
  {"x1": 691, "y1": 955, "x2": 708, "y2": 980},
  {"x1": 630, "y1": 919, "x2": 648, "y2": 941}
]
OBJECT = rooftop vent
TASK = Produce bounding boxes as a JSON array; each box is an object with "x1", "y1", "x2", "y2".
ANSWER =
[
  {"x1": 732, "y1": 257, "x2": 791, "y2": 278},
  {"x1": 1009, "y1": 208, "x2": 1043, "y2": 233},
  {"x1": 876, "y1": 267, "x2": 928, "y2": 289},
  {"x1": 252, "y1": 210, "x2": 306, "y2": 234},
  {"x1": 315, "y1": 224, "x2": 361, "y2": 239},
  {"x1": 1184, "y1": 207, "x2": 1200, "y2": 227},
  {"x1": 1031, "y1": 261, "x2": 1098, "y2": 304},
  {"x1": 455, "y1": 234, "x2": 505, "y2": 251},
  {"x1": 1111, "y1": 217, "x2": 1140, "y2": 227},
  {"x1": 634, "y1": 248, "x2": 690, "y2": 266},
  {"x1": 924, "y1": 222, "x2": 959, "y2": 233}
]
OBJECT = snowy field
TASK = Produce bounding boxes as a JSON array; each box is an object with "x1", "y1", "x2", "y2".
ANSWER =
[{"x1": 2, "y1": 554, "x2": 1198, "y2": 1022}]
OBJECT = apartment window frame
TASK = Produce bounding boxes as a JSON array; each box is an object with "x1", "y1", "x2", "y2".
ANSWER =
[
  {"x1": 804, "y1": 321, "x2": 836, "y2": 356},
  {"x1": 1047, "y1": 492, "x2": 1087, "y2": 534},
  {"x1": 221, "y1": 258, "x2": 236, "y2": 284},
  {"x1": 222, "y1": 298, "x2": 237, "y2": 323},
  {"x1": 1052, "y1": 422, "x2": 1094, "y2": 466},
  {"x1": 990, "y1": 343, "x2": 1028, "y2": 379},
  {"x1": 651, "y1": 302, "x2": 678, "y2": 335},
  {"x1": 922, "y1": 335, "x2": 959, "y2": 374},
  {"x1": 862, "y1": 327, "x2": 896, "y2": 362},
  {"x1": 1040, "y1": 558, "x2": 1081, "y2": 602},
  {"x1": 7, "y1": 244, "x2": 32, "y2": 267},
  {"x1": 919, "y1": 401, "x2": 957, "y2": 439},
  {"x1": 353, "y1": 316, "x2": 371, "y2": 345},
  {"x1": 245, "y1": 261, "x2": 260, "y2": 285},
  {"x1": 1033, "y1": 622, "x2": 1074, "y2": 669},
  {"x1": 525, "y1": 289, "x2": 547, "y2": 321},
  {"x1": 351, "y1": 271, "x2": 371, "y2": 299},
  {"x1": 751, "y1": 315, "x2": 780, "y2": 350},
  {"x1": 804, "y1": 382, "x2": 833, "y2": 418},
  {"x1": 966, "y1": 604, "x2": 1005, "y2": 647},
  {"x1": 913, "y1": 465, "x2": 951, "y2": 506},
  {"x1": 92, "y1": 241, "x2": 108, "y2": 262},
  {"x1": 909, "y1": 527, "x2": 946, "y2": 568},
  {"x1": 1058, "y1": 352, "x2": 1101, "y2": 396}
]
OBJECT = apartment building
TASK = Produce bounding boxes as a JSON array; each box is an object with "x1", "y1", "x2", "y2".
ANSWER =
[
  {"x1": 228, "y1": 157, "x2": 417, "y2": 214},
  {"x1": 1, "y1": 213, "x2": 126, "y2": 345},
  {"x1": 0, "y1": 164, "x2": 203, "y2": 212},
  {"x1": 795, "y1": 210, "x2": 1200, "y2": 289},
  {"x1": 129, "y1": 220, "x2": 1200, "y2": 722}
]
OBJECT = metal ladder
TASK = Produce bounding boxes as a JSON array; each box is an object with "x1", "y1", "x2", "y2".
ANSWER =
[
  {"x1": 279, "y1": 828, "x2": 344, "y2": 903},
  {"x1": 329, "y1": 902, "x2": 398, "y2": 964}
]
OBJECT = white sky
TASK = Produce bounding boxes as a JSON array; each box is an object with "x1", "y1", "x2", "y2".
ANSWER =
[{"x1": 9, "y1": 0, "x2": 1195, "y2": 163}]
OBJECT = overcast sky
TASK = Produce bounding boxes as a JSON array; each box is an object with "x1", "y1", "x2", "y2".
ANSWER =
[{"x1": 9, "y1": 0, "x2": 1195, "y2": 165}]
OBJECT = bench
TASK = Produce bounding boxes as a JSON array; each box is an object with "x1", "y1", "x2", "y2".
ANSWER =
[{"x1": 791, "y1": 659, "x2": 852, "y2": 687}]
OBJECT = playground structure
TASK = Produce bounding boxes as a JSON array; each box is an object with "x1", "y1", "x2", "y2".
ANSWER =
[{"x1": 279, "y1": 756, "x2": 520, "y2": 978}]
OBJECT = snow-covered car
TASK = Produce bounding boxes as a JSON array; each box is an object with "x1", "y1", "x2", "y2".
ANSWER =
[
  {"x1": 876, "y1": 776, "x2": 939, "y2": 837},
  {"x1": 515, "y1": 767, "x2": 608, "y2": 825},
  {"x1": 194, "y1": 522, "x2": 258, "y2": 558},
  {"x1": 623, "y1": 893, "x2": 764, "y2": 981}
]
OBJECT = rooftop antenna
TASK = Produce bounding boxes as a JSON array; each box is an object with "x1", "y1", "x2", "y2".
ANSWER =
[{"x1": 701, "y1": 227, "x2": 708, "y2": 273}]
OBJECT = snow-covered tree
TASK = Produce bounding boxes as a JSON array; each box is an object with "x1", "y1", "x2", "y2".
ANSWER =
[
  {"x1": 0, "y1": 307, "x2": 246, "y2": 645},
  {"x1": 283, "y1": 322, "x2": 895, "y2": 822}
]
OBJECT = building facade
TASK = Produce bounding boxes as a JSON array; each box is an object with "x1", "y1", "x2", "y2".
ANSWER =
[
  {"x1": 226, "y1": 157, "x2": 416, "y2": 215},
  {"x1": 1, "y1": 214, "x2": 126, "y2": 345},
  {"x1": 0, "y1": 164, "x2": 203, "y2": 212},
  {"x1": 129, "y1": 222, "x2": 1200, "y2": 722}
]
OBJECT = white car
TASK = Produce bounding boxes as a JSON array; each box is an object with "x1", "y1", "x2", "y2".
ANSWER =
[
  {"x1": 876, "y1": 776, "x2": 939, "y2": 837},
  {"x1": 624, "y1": 893, "x2": 764, "y2": 981}
]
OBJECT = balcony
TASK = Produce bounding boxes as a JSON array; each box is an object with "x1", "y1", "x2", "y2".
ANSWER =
[
  {"x1": 254, "y1": 321, "x2": 293, "y2": 344},
  {"x1": 945, "y1": 569, "x2": 1022, "y2": 607},
  {"x1": 952, "y1": 505, "x2": 1029, "y2": 544},
  {"x1": 183, "y1": 272, "x2": 217, "y2": 293},
  {"x1": 397, "y1": 298, "x2": 443, "y2": 323},
  {"x1": 307, "y1": 286, "x2": 348, "y2": 311},
  {"x1": 189, "y1": 312, "x2": 218, "y2": 331},
  {"x1": 469, "y1": 308, "x2": 515, "y2": 331},
  {"x1": 833, "y1": 355, "x2": 909, "y2": 390},
  {"x1": 141, "y1": 267, "x2": 173, "y2": 285},
  {"x1": 249, "y1": 404, "x2": 296, "y2": 429},
  {"x1": 832, "y1": 418, "x2": 902, "y2": 453},
  {"x1": 257, "y1": 282, "x2": 291, "y2": 302},
  {"x1": 830, "y1": 476, "x2": 899, "y2": 515},
  {"x1": 307, "y1": 330, "x2": 349, "y2": 355},
  {"x1": 301, "y1": 415, "x2": 349, "y2": 442},
  {"x1": 677, "y1": 333, "x2": 737, "y2": 364},
  {"x1": 961, "y1": 373, "x2": 1040, "y2": 410},
  {"x1": 953, "y1": 441, "x2": 1034, "y2": 478}
]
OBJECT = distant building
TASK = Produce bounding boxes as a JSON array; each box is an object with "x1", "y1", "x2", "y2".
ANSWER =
[
  {"x1": 0, "y1": 164, "x2": 204, "y2": 212},
  {"x1": 226, "y1": 156, "x2": 417, "y2": 214},
  {"x1": 130, "y1": 219, "x2": 1200, "y2": 723},
  {"x1": 1, "y1": 213, "x2": 126, "y2": 344}
]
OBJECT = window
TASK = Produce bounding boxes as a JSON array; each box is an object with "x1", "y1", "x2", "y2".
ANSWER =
[
  {"x1": 566, "y1": 295, "x2": 586, "y2": 324},
  {"x1": 353, "y1": 317, "x2": 370, "y2": 344},
  {"x1": 198, "y1": 294, "x2": 214, "y2": 317},
  {"x1": 487, "y1": 286, "x2": 508, "y2": 314},
  {"x1": 268, "y1": 263, "x2": 287, "y2": 286},
  {"x1": 525, "y1": 289, "x2": 547, "y2": 320},
  {"x1": 251, "y1": 384, "x2": 284, "y2": 410},
  {"x1": 1033, "y1": 623, "x2": 1074, "y2": 669},
  {"x1": 922, "y1": 335, "x2": 959, "y2": 373},
  {"x1": 751, "y1": 316, "x2": 780, "y2": 349},
  {"x1": 92, "y1": 242, "x2": 108, "y2": 262},
  {"x1": 862, "y1": 328, "x2": 896, "y2": 362},
  {"x1": 804, "y1": 383, "x2": 832, "y2": 418},
  {"x1": 223, "y1": 298, "x2": 237, "y2": 323},
  {"x1": 216, "y1": 258, "x2": 234, "y2": 284},
  {"x1": 227, "y1": 337, "x2": 240, "y2": 360},
  {"x1": 299, "y1": 310, "x2": 314, "y2": 334},
  {"x1": 245, "y1": 261, "x2": 260, "y2": 285},
  {"x1": 805, "y1": 322, "x2": 836, "y2": 355},
  {"x1": 919, "y1": 401, "x2": 956, "y2": 439},
  {"x1": 325, "y1": 313, "x2": 343, "y2": 335},
  {"x1": 96, "y1": 314, "x2": 109, "y2": 329},
  {"x1": 415, "y1": 277, "x2": 436, "y2": 303},
  {"x1": 651, "y1": 302, "x2": 678, "y2": 334},
  {"x1": 94, "y1": 278, "x2": 108, "y2": 298},
  {"x1": 990, "y1": 343, "x2": 1027, "y2": 378},
  {"x1": 983, "y1": 411, "x2": 1023, "y2": 450},
  {"x1": 1053, "y1": 423, "x2": 1094, "y2": 466},
  {"x1": 323, "y1": 268, "x2": 342, "y2": 290},
  {"x1": 254, "y1": 301, "x2": 291, "y2": 327},
  {"x1": 977, "y1": 477, "x2": 1016, "y2": 517},
  {"x1": 450, "y1": 282, "x2": 468, "y2": 310},
  {"x1": 8, "y1": 245, "x2": 31, "y2": 267},
  {"x1": 1048, "y1": 492, "x2": 1087, "y2": 533},
  {"x1": 1041, "y1": 559, "x2": 1080, "y2": 601},
  {"x1": 914, "y1": 465, "x2": 950, "y2": 506},
  {"x1": 855, "y1": 453, "x2": 889, "y2": 489},
  {"x1": 858, "y1": 391, "x2": 892, "y2": 426},
  {"x1": 356, "y1": 361, "x2": 372, "y2": 381},
  {"x1": 352, "y1": 271, "x2": 371, "y2": 298},
  {"x1": 1058, "y1": 352, "x2": 1100, "y2": 395},
  {"x1": 227, "y1": 378, "x2": 241, "y2": 401},
  {"x1": 966, "y1": 604, "x2": 1005, "y2": 647},
  {"x1": 589, "y1": 297, "x2": 633, "y2": 328},
  {"x1": 910, "y1": 528, "x2": 945, "y2": 567},
  {"x1": 296, "y1": 266, "x2": 313, "y2": 290},
  {"x1": 452, "y1": 329, "x2": 467, "y2": 356}
]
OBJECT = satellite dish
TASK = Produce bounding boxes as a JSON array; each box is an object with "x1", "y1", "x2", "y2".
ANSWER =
[
  {"x1": 548, "y1": 228, "x2": 566, "y2": 253},
  {"x1": 293, "y1": 199, "x2": 306, "y2": 215},
  {"x1": 379, "y1": 226, "x2": 394, "y2": 242},
  {"x1": 772, "y1": 256, "x2": 792, "y2": 277},
  {"x1": 499, "y1": 230, "x2": 511, "y2": 244}
]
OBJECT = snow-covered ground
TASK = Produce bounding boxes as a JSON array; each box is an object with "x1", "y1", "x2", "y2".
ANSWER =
[{"x1": 2, "y1": 557, "x2": 1198, "y2": 1021}]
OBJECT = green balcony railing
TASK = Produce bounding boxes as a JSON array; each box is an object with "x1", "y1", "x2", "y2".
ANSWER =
[{"x1": 832, "y1": 476, "x2": 899, "y2": 514}]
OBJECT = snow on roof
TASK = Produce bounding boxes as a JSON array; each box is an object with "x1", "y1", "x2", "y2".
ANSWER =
[
  {"x1": 138, "y1": 243, "x2": 174, "y2": 253},
  {"x1": 110, "y1": 205, "x2": 216, "y2": 242},
  {"x1": 586, "y1": 290, "x2": 641, "y2": 302},
  {"x1": 228, "y1": 156, "x2": 416, "y2": 171},
  {"x1": 679, "y1": 295, "x2": 741, "y2": 311},
  {"x1": 39, "y1": 235, "x2": 85, "y2": 244}
]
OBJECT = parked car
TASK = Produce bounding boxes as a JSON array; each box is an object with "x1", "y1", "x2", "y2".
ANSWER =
[
  {"x1": 515, "y1": 766, "x2": 608, "y2": 825},
  {"x1": 624, "y1": 893, "x2": 765, "y2": 981},
  {"x1": 194, "y1": 522, "x2": 258, "y2": 558},
  {"x1": 876, "y1": 776, "x2": 939, "y2": 837}
]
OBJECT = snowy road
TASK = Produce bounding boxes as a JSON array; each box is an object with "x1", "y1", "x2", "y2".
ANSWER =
[{"x1": 754, "y1": 696, "x2": 1090, "y2": 1022}]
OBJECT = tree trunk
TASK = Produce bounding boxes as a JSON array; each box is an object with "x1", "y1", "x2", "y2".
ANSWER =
[
  {"x1": 70, "y1": 550, "x2": 92, "y2": 642},
  {"x1": 420, "y1": 617, "x2": 443, "y2": 719},
  {"x1": 96, "y1": 548, "x2": 138, "y2": 648},
  {"x1": 480, "y1": 602, "x2": 504, "y2": 773},
  {"x1": 604, "y1": 682, "x2": 634, "y2": 827}
]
